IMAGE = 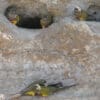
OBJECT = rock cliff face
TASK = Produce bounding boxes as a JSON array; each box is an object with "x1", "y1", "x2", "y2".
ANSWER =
[{"x1": 0, "y1": 0, "x2": 100, "y2": 100}]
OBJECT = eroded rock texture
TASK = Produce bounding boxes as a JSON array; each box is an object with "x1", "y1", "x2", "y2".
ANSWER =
[{"x1": 0, "y1": 0, "x2": 100, "y2": 100}]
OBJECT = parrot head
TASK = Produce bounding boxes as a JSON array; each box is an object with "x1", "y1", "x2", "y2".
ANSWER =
[
  {"x1": 74, "y1": 7, "x2": 88, "y2": 20},
  {"x1": 9, "y1": 15, "x2": 20, "y2": 25},
  {"x1": 74, "y1": 6, "x2": 82, "y2": 16},
  {"x1": 35, "y1": 84, "x2": 42, "y2": 90},
  {"x1": 40, "y1": 14, "x2": 53, "y2": 28},
  {"x1": 5, "y1": 5, "x2": 20, "y2": 25}
]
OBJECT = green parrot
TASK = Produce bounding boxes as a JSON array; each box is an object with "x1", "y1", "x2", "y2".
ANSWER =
[
  {"x1": 35, "y1": 82, "x2": 64, "y2": 96},
  {"x1": 11, "y1": 80, "x2": 77, "y2": 100},
  {"x1": 10, "y1": 79, "x2": 46, "y2": 99},
  {"x1": 35, "y1": 82, "x2": 77, "y2": 96},
  {"x1": 20, "y1": 79, "x2": 46, "y2": 96},
  {"x1": 74, "y1": 7, "x2": 88, "y2": 21},
  {"x1": 73, "y1": 6, "x2": 96, "y2": 21},
  {"x1": 40, "y1": 14, "x2": 53, "y2": 28},
  {"x1": 5, "y1": 5, "x2": 20, "y2": 25}
]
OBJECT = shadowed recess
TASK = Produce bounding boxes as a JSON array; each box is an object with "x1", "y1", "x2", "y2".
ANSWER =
[
  {"x1": 4, "y1": 5, "x2": 54, "y2": 29},
  {"x1": 16, "y1": 16, "x2": 42, "y2": 29}
]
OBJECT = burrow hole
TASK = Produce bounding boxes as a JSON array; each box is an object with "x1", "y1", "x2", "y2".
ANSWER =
[{"x1": 4, "y1": 5, "x2": 54, "y2": 29}]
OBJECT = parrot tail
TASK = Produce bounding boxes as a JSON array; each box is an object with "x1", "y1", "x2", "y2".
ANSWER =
[{"x1": 61, "y1": 82, "x2": 78, "y2": 90}]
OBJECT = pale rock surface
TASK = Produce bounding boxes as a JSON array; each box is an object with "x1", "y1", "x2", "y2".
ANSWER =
[{"x1": 0, "y1": 0, "x2": 100, "y2": 100}]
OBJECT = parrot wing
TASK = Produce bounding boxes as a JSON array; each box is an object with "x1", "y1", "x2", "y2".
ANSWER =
[
  {"x1": 39, "y1": 81, "x2": 77, "y2": 96},
  {"x1": 45, "y1": 80, "x2": 78, "y2": 94},
  {"x1": 20, "y1": 79, "x2": 46, "y2": 95},
  {"x1": 47, "y1": 82, "x2": 63, "y2": 88}
]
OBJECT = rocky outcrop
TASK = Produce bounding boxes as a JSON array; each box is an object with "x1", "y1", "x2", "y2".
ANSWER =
[{"x1": 0, "y1": 0, "x2": 100, "y2": 100}]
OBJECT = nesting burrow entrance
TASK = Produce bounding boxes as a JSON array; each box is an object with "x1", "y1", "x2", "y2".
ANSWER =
[{"x1": 4, "y1": 5, "x2": 54, "y2": 29}]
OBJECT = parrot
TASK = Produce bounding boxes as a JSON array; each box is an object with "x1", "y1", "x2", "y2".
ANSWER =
[
  {"x1": 73, "y1": 7, "x2": 89, "y2": 21},
  {"x1": 40, "y1": 14, "x2": 53, "y2": 28},
  {"x1": 10, "y1": 79, "x2": 77, "y2": 99},
  {"x1": 35, "y1": 82, "x2": 77, "y2": 96},
  {"x1": 10, "y1": 79, "x2": 46, "y2": 99},
  {"x1": 73, "y1": 6, "x2": 97, "y2": 21},
  {"x1": 4, "y1": 5, "x2": 20, "y2": 25}
]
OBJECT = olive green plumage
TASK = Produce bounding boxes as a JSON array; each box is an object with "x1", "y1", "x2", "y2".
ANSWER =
[
  {"x1": 11, "y1": 79, "x2": 46, "y2": 99},
  {"x1": 40, "y1": 14, "x2": 53, "y2": 28},
  {"x1": 35, "y1": 82, "x2": 63, "y2": 96},
  {"x1": 73, "y1": 6, "x2": 96, "y2": 21},
  {"x1": 5, "y1": 5, "x2": 21, "y2": 24},
  {"x1": 20, "y1": 79, "x2": 46, "y2": 96},
  {"x1": 11, "y1": 79, "x2": 77, "y2": 100}
]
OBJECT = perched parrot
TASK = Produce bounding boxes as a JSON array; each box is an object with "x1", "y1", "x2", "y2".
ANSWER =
[
  {"x1": 10, "y1": 79, "x2": 77, "y2": 99},
  {"x1": 74, "y1": 7, "x2": 88, "y2": 21},
  {"x1": 20, "y1": 79, "x2": 46, "y2": 96},
  {"x1": 40, "y1": 14, "x2": 53, "y2": 28},
  {"x1": 10, "y1": 79, "x2": 46, "y2": 99},
  {"x1": 35, "y1": 81, "x2": 77, "y2": 96},
  {"x1": 5, "y1": 5, "x2": 20, "y2": 25},
  {"x1": 73, "y1": 7, "x2": 96, "y2": 21}
]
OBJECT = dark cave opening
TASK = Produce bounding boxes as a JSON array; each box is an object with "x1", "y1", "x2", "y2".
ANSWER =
[
  {"x1": 4, "y1": 5, "x2": 54, "y2": 29},
  {"x1": 16, "y1": 16, "x2": 42, "y2": 29}
]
